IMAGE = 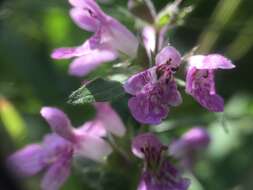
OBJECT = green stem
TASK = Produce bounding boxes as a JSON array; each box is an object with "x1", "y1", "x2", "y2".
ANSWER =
[{"x1": 107, "y1": 134, "x2": 132, "y2": 164}]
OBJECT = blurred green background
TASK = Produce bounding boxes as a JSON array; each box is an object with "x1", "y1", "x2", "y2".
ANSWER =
[{"x1": 0, "y1": 0, "x2": 253, "y2": 189}]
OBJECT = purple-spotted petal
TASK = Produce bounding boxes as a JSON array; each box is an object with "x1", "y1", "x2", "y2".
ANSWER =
[
  {"x1": 68, "y1": 48, "x2": 118, "y2": 77},
  {"x1": 161, "y1": 80, "x2": 182, "y2": 107},
  {"x1": 95, "y1": 103, "x2": 126, "y2": 137},
  {"x1": 189, "y1": 54, "x2": 235, "y2": 70},
  {"x1": 7, "y1": 144, "x2": 44, "y2": 176},
  {"x1": 128, "y1": 94, "x2": 169, "y2": 125},
  {"x1": 155, "y1": 46, "x2": 182, "y2": 68},
  {"x1": 75, "y1": 134, "x2": 112, "y2": 163},
  {"x1": 186, "y1": 66, "x2": 224, "y2": 112},
  {"x1": 123, "y1": 68, "x2": 156, "y2": 95},
  {"x1": 70, "y1": 8, "x2": 99, "y2": 32},
  {"x1": 41, "y1": 157, "x2": 71, "y2": 190},
  {"x1": 138, "y1": 162, "x2": 190, "y2": 190},
  {"x1": 193, "y1": 88, "x2": 224, "y2": 112},
  {"x1": 40, "y1": 107, "x2": 76, "y2": 142},
  {"x1": 132, "y1": 133, "x2": 163, "y2": 159},
  {"x1": 185, "y1": 66, "x2": 196, "y2": 94}
]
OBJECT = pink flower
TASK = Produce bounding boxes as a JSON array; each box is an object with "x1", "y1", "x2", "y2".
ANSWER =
[
  {"x1": 132, "y1": 133, "x2": 190, "y2": 190},
  {"x1": 51, "y1": 0, "x2": 138, "y2": 77},
  {"x1": 170, "y1": 127, "x2": 210, "y2": 169},
  {"x1": 186, "y1": 54, "x2": 235, "y2": 112},
  {"x1": 7, "y1": 103, "x2": 125, "y2": 190},
  {"x1": 124, "y1": 46, "x2": 182, "y2": 124}
]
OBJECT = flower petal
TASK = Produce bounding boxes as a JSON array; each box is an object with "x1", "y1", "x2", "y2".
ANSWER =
[
  {"x1": 123, "y1": 68, "x2": 156, "y2": 95},
  {"x1": 51, "y1": 47, "x2": 81, "y2": 59},
  {"x1": 76, "y1": 120, "x2": 107, "y2": 137},
  {"x1": 68, "y1": 48, "x2": 118, "y2": 77},
  {"x1": 105, "y1": 18, "x2": 139, "y2": 58},
  {"x1": 42, "y1": 133, "x2": 74, "y2": 164},
  {"x1": 182, "y1": 127, "x2": 210, "y2": 147},
  {"x1": 185, "y1": 66, "x2": 196, "y2": 93},
  {"x1": 160, "y1": 80, "x2": 182, "y2": 107},
  {"x1": 70, "y1": 8, "x2": 99, "y2": 32},
  {"x1": 138, "y1": 161, "x2": 190, "y2": 190},
  {"x1": 155, "y1": 46, "x2": 182, "y2": 68},
  {"x1": 142, "y1": 26, "x2": 156, "y2": 56},
  {"x1": 95, "y1": 103, "x2": 126, "y2": 137},
  {"x1": 41, "y1": 158, "x2": 71, "y2": 190},
  {"x1": 69, "y1": 0, "x2": 106, "y2": 20},
  {"x1": 170, "y1": 127, "x2": 210, "y2": 157},
  {"x1": 74, "y1": 134, "x2": 112, "y2": 163},
  {"x1": 128, "y1": 94, "x2": 169, "y2": 125},
  {"x1": 132, "y1": 133, "x2": 163, "y2": 159},
  {"x1": 189, "y1": 54, "x2": 235, "y2": 70},
  {"x1": 51, "y1": 42, "x2": 92, "y2": 60},
  {"x1": 193, "y1": 88, "x2": 224, "y2": 112},
  {"x1": 186, "y1": 66, "x2": 224, "y2": 112},
  {"x1": 40, "y1": 107, "x2": 76, "y2": 142},
  {"x1": 7, "y1": 144, "x2": 44, "y2": 176}
]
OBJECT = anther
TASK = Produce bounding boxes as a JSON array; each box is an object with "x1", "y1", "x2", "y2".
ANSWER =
[{"x1": 171, "y1": 67, "x2": 178, "y2": 73}]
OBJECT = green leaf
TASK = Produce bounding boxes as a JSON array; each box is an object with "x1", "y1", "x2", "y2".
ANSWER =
[{"x1": 68, "y1": 78, "x2": 125, "y2": 105}]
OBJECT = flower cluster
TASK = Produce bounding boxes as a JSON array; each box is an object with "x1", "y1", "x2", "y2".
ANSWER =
[
  {"x1": 124, "y1": 32, "x2": 235, "y2": 124},
  {"x1": 7, "y1": 0, "x2": 236, "y2": 190}
]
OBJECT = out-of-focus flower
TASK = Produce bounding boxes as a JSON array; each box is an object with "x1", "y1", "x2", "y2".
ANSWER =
[
  {"x1": 93, "y1": 102, "x2": 126, "y2": 137},
  {"x1": 124, "y1": 46, "x2": 182, "y2": 124},
  {"x1": 186, "y1": 54, "x2": 235, "y2": 112},
  {"x1": 170, "y1": 127, "x2": 210, "y2": 169},
  {"x1": 8, "y1": 134, "x2": 74, "y2": 190},
  {"x1": 7, "y1": 104, "x2": 125, "y2": 190},
  {"x1": 132, "y1": 133, "x2": 190, "y2": 190},
  {"x1": 51, "y1": 0, "x2": 139, "y2": 77}
]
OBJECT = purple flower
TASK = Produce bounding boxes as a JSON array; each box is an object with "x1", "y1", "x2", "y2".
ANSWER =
[
  {"x1": 170, "y1": 127, "x2": 210, "y2": 169},
  {"x1": 132, "y1": 133, "x2": 190, "y2": 190},
  {"x1": 51, "y1": 0, "x2": 139, "y2": 77},
  {"x1": 186, "y1": 54, "x2": 235, "y2": 112},
  {"x1": 8, "y1": 134, "x2": 74, "y2": 190},
  {"x1": 124, "y1": 46, "x2": 182, "y2": 124},
  {"x1": 7, "y1": 104, "x2": 125, "y2": 190}
]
